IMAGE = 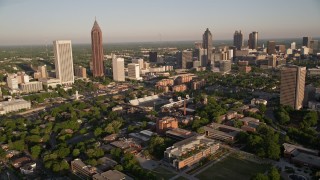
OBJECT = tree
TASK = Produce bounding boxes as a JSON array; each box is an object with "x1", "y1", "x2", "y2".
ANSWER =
[
  {"x1": 94, "y1": 127, "x2": 103, "y2": 137},
  {"x1": 110, "y1": 148, "x2": 122, "y2": 162},
  {"x1": 55, "y1": 147, "x2": 70, "y2": 159},
  {"x1": 114, "y1": 165, "x2": 123, "y2": 171},
  {"x1": 251, "y1": 173, "x2": 269, "y2": 180},
  {"x1": 31, "y1": 145, "x2": 41, "y2": 159},
  {"x1": 259, "y1": 104, "x2": 267, "y2": 114},
  {"x1": 72, "y1": 149, "x2": 80, "y2": 157},
  {"x1": 268, "y1": 167, "x2": 280, "y2": 180},
  {"x1": 10, "y1": 140, "x2": 25, "y2": 151}
]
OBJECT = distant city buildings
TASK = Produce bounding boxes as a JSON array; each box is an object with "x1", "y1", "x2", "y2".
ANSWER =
[
  {"x1": 91, "y1": 19, "x2": 105, "y2": 77},
  {"x1": 112, "y1": 57, "x2": 125, "y2": 82},
  {"x1": 233, "y1": 30, "x2": 243, "y2": 50},
  {"x1": 280, "y1": 66, "x2": 306, "y2": 110},
  {"x1": 53, "y1": 40, "x2": 74, "y2": 85},
  {"x1": 248, "y1": 31, "x2": 258, "y2": 49}
]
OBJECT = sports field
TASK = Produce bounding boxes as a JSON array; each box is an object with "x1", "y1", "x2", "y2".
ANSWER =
[{"x1": 195, "y1": 155, "x2": 270, "y2": 180}]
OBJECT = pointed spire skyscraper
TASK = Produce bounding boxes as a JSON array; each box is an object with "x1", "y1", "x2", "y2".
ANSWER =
[{"x1": 91, "y1": 19, "x2": 104, "y2": 77}]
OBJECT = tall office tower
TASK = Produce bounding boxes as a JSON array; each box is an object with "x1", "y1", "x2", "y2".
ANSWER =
[
  {"x1": 112, "y1": 57, "x2": 125, "y2": 82},
  {"x1": 194, "y1": 42, "x2": 203, "y2": 49},
  {"x1": 310, "y1": 40, "x2": 319, "y2": 54},
  {"x1": 38, "y1": 65, "x2": 47, "y2": 78},
  {"x1": 280, "y1": 66, "x2": 306, "y2": 110},
  {"x1": 181, "y1": 50, "x2": 193, "y2": 69},
  {"x1": 248, "y1": 31, "x2": 258, "y2": 49},
  {"x1": 195, "y1": 48, "x2": 207, "y2": 67},
  {"x1": 149, "y1": 51, "x2": 157, "y2": 62},
  {"x1": 127, "y1": 63, "x2": 141, "y2": 80},
  {"x1": 267, "y1": 41, "x2": 276, "y2": 54},
  {"x1": 53, "y1": 40, "x2": 74, "y2": 85},
  {"x1": 91, "y1": 19, "x2": 104, "y2": 77},
  {"x1": 302, "y1": 36, "x2": 312, "y2": 48},
  {"x1": 291, "y1": 42, "x2": 296, "y2": 50},
  {"x1": 132, "y1": 58, "x2": 144, "y2": 70},
  {"x1": 202, "y1": 28, "x2": 213, "y2": 63},
  {"x1": 233, "y1": 30, "x2": 243, "y2": 50}
]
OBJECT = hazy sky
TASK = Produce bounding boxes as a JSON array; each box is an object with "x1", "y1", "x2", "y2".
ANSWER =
[{"x1": 0, "y1": 0, "x2": 320, "y2": 45}]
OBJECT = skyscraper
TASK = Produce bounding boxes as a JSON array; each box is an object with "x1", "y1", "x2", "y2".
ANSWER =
[
  {"x1": 53, "y1": 40, "x2": 74, "y2": 85},
  {"x1": 181, "y1": 50, "x2": 193, "y2": 69},
  {"x1": 112, "y1": 57, "x2": 125, "y2": 82},
  {"x1": 302, "y1": 36, "x2": 312, "y2": 48},
  {"x1": 248, "y1": 31, "x2": 258, "y2": 49},
  {"x1": 310, "y1": 40, "x2": 319, "y2": 54},
  {"x1": 280, "y1": 66, "x2": 306, "y2": 110},
  {"x1": 267, "y1": 41, "x2": 276, "y2": 54},
  {"x1": 149, "y1": 51, "x2": 157, "y2": 62},
  {"x1": 233, "y1": 30, "x2": 243, "y2": 50},
  {"x1": 91, "y1": 19, "x2": 104, "y2": 77},
  {"x1": 202, "y1": 28, "x2": 213, "y2": 63}
]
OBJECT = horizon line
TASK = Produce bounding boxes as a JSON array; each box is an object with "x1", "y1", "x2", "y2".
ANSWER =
[{"x1": 0, "y1": 37, "x2": 319, "y2": 47}]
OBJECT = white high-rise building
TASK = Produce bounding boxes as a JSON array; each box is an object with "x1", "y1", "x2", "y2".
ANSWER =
[
  {"x1": 112, "y1": 57, "x2": 125, "y2": 82},
  {"x1": 132, "y1": 58, "x2": 144, "y2": 70},
  {"x1": 6, "y1": 75, "x2": 19, "y2": 89},
  {"x1": 127, "y1": 63, "x2": 142, "y2": 80},
  {"x1": 291, "y1": 42, "x2": 296, "y2": 50},
  {"x1": 53, "y1": 40, "x2": 74, "y2": 85}
]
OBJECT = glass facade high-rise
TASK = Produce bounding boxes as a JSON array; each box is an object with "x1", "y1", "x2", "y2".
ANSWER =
[
  {"x1": 248, "y1": 31, "x2": 258, "y2": 49},
  {"x1": 91, "y1": 19, "x2": 104, "y2": 77},
  {"x1": 302, "y1": 36, "x2": 312, "y2": 48},
  {"x1": 202, "y1": 28, "x2": 212, "y2": 64},
  {"x1": 233, "y1": 30, "x2": 243, "y2": 50}
]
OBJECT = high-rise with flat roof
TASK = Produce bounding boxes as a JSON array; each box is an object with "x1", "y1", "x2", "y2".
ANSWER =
[
  {"x1": 233, "y1": 30, "x2": 243, "y2": 50},
  {"x1": 53, "y1": 40, "x2": 74, "y2": 85},
  {"x1": 91, "y1": 19, "x2": 104, "y2": 77},
  {"x1": 280, "y1": 66, "x2": 306, "y2": 110},
  {"x1": 303, "y1": 36, "x2": 312, "y2": 48},
  {"x1": 202, "y1": 28, "x2": 213, "y2": 63},
  {"x1": 149, "y1": 51, "x2": 157, "y2": 62},
  {"x1": 127, "y1": 63, "x2": 141, "y2": 80},
  {"x1": 267, "y1": 41, "x2": 276, "y2": 54},
  {"x1": 248, "y1": 31, "x2": 258, "y2": 49},
  {"x1": 112, "y1": 57, "x2": 125, "y2": 82}
]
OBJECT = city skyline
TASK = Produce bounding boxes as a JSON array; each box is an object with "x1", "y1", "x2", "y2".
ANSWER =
[{"x1": 0, "y1": 0, "x2": 320, "y2": 45}]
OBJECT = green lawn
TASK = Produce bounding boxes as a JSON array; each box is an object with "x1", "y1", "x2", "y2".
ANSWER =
[
  {"x1": 151, "y1": 166, "x2": 177, "y2": 180},
  {"x1": 195, "y1": 155, "x2": 270, "y2": 180}
]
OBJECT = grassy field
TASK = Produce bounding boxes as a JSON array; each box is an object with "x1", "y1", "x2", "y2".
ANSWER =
[
  {"x1": 195, "y1": 155, "x2": 270, "y2": 180},
  {"x1": 151, "y1": 166, "x2": 177, "y2": 180}
]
